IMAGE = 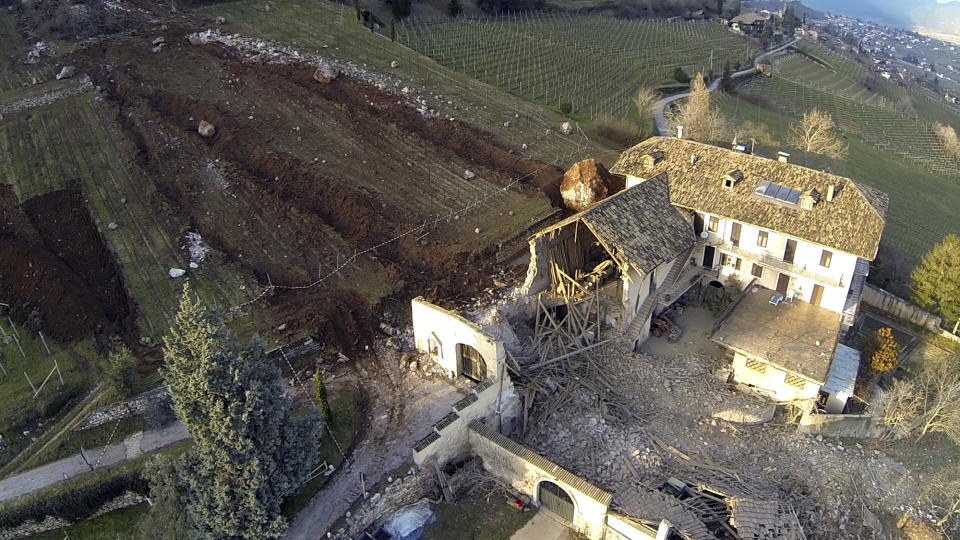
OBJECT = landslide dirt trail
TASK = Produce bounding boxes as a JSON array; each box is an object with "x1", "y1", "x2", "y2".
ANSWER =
[
  {"x1": 71, "y1": 29, "x2": 563, "y2": 343},
  {"x1": 0, "y1": 186, "x2": 136, "y2": 343}
]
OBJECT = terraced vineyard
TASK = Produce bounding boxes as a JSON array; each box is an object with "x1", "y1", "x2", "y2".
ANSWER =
[
  {"x1": 398, "y1": 14, "x2": 756, "y2": 117},
  {"x1": 715, "y1": 91, "x2": 960, "y2": 265},
  {"x1": 202, "y1": 0, "x2": 617, "y2": 166},
  {"x1": 738, "y1": 75, "x2": 960, "y2": 178},
  {"x1": 0, "y1": 95, "x2": 258, "y2": 340}
]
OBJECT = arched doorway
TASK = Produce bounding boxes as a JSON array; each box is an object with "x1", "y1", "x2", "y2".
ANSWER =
[
  {"x1": 456, "y1": 344, "x2": 486, "y2": 382},
  {"x1": 538, "y1": 481, "x2": 575, "y2": 522}
]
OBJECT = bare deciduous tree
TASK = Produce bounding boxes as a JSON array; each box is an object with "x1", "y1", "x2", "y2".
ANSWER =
[
  {"x1": 666, "y1": 72, "x2": 731, "y2": 143},
  {"x1": 877, "y1": 357, "x2": 960, "y2": 445},
  {"x1": 788, "y1": 108, "x2": 848, "y2": 159},
  {"x1": 633, "y1": 86, "x2": 659, "y2": 127},
  {"x1": 933, "y1": 122, "x2": 960, "y2": 160}
]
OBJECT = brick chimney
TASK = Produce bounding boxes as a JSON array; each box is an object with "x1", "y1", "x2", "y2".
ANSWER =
[{"x1": 778, "y1": 151, "x2": 790, "y2": 163}]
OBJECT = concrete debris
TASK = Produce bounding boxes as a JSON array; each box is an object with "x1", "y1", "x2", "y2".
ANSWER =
[
  {"x1": 559, "y1": 121, "x2": 575, "y2": 135},
  {"x1": 168, "y1": 268, "x2": 186, "y2": 278},
  {"x1": 55, "y1": 66, "x2": 76, "y2": 80},
  {"x1": 198, "y1": 120, "x2": 216, "y2": 137}
]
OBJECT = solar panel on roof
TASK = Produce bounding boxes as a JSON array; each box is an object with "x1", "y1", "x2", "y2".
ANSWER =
[
  {"x1": 764, "y1": 182, "x2": 780, "y2": 197},
  {"x1": 755, "y1": 180, "x2": 770, "y2": 195},
  {"x1": 785, "y1": 189, "x2": 801, "y2": 204},
  {"x1": 755, "y1": 180, "x2": 801, "y2": 205},
  {"x1": 775, "y1": 185, "x2": 792, "y2": 199}
]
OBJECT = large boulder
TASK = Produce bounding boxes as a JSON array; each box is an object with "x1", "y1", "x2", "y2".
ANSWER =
[
  {"x1": 559, "y1": 159, "x2": 622, "y2": 212},
  {"x1": 198, "y1": 120, "x2": 216, "y2": 137},
  {"x1": 313, "y1": 62, "x2": 340, "y2": 83}
]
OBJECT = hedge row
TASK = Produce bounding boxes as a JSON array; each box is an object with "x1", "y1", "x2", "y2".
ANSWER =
[{"x1": 0, "y1": 467, "x2": 148, "y2": 528}]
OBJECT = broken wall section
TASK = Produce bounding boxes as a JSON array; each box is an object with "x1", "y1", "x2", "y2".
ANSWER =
[{"x1": 411, "y1": 296, "x2": 504, "y2": 380}]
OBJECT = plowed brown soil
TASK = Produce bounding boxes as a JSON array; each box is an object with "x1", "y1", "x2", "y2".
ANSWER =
[
  {"x1": 0, "y1": 186, "x2": 136, "y2": 343},
  {"x1": 44, "y1": 27, "x2": 564, "y2": 346}
]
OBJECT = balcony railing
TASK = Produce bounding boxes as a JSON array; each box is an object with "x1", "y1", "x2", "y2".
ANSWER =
[{"x1": 716, "y1": 241, "x2": 844, "y2": 288}]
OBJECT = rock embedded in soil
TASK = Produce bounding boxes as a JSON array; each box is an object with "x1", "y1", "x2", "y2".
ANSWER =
[
  {"x1": 168, "y1": 268, "x2": 186, "y2": 278},
  {"x1": 559, "y1": 121, "x2": 575, "y2": 135},
  {"x1": 197, "y1": 120, "x2": 216, "y2": 137},
  {"x1": 313, "y1": 62, "x2": 340, "y2": 83},
  {"x1": 107, "y1": 222, "x2": 118, "y2": 230},
  {"x1": 463, "y1": 170, "x2": 476, "y2": 180},
  {"x1": 560, "y1": 158, "x2": 619, "y2": 212},
  {"x1": 56, "y1": 66, "x2": 76, "y2": 80}
]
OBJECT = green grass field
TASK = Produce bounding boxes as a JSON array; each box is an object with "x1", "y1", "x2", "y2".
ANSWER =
[{"x1": 0, "y1": 320, "x2": 105, "y2": 469}]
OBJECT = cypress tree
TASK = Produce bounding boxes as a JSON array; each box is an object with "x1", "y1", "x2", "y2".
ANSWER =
[
  {"x1": 912, "y1": 235, "x2": 960, "y2": 334},
  {"x1": 314, "y1": 371, "x2": 332, "y2": 424},
  {"x1": 156, "y1": 285, "x2": 320, "y2": 539}
]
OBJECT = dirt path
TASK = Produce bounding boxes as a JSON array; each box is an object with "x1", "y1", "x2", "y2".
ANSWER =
[{"x1": 285, "y1": 354, "x2": 466, "y2": 539}]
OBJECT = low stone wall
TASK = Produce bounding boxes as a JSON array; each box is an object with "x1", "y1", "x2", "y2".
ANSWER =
[
  {"x1": 412, "y1": 376, "x2": 521, "y2": 467},
  {"x1": 861, "y1": 285, "x2": 941, "y2": 333},
  {"x1": 330, "y1": 468, "x2": 436, "y2": 540},
  {"x1": 0, "y1": 492, "x2": 146, "y2": 540},
  {"x1": 798, "y1": 410, "x2": 887, "y2": 439},
  {"x1": 75, "y1": 387, "x2": 170, "y2": 431}
]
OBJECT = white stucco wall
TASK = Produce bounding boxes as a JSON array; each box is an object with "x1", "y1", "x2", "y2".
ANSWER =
[
  {"x1": 696, "y1": 212, "x2": 857, "y2": 314},
  {"x1": 412, "y1": 376, "x2": 520, "y2": 467},
  {"x1": 731, "y1": 352, "x2": 821, "y2": 401},
  {"x1": 468, "y1": 424, "x2": 612, "y2": 540},
  {"x1": 411, "y1": 297, "x2": 504, "y2": 380}
]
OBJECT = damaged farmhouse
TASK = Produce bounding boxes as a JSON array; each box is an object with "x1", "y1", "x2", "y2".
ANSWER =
[{"x1": 383, "y1": 136, "x2": 892, "y2": 540}]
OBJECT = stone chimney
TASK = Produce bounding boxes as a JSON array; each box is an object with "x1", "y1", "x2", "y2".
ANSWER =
[
  {"x1": 677, "y1": 125, "x2": 684, "y2": 139},
  {"x1": 778, "y1": 151, "x2": 790, "y2": 163}
]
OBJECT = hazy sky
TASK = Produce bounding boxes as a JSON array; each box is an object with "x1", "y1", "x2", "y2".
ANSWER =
[{"x1": 801, "y1": 0, "x2": 960, "y2": 30}]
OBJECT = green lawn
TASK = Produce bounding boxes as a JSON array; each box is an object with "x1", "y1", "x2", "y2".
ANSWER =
[
  {"x1": 31, "y1": 504, "x2": 146, "y2": 540},
  {"x1": 0, "y1": 322, "x2": 104, "y2": 470},
  {"x1": 283, "y1": 385, "x2": 362, "y2": 518},
  {"x1": 422, "y1": 487, "x2": 535, "y2": 540}
]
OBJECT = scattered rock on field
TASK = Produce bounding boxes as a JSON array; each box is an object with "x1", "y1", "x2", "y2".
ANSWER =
[
  {"x1": 215, "y1": 16, "x2": 226, "y2": 26},
  {"x1": 390, "y1": 60, "x2": 399, "y2": 68},
  {"x1": 313, "y1": 62, "x2": 340, "y2": 83},
  {"x1": 56, "y1": 66, "x2": 76, "y2": 80},
  {"x1": 189, "y1": 262, "x2": 199, "y2": 269},
  {"x1": 168, "y1": 268, "x2": 187, "y2": 278},
  {"x1": 463, "y1": 170, "x2": 476, "y2": 180},
  {"x1": 559, "y1": 121, "x2": 574, "y2": 135},
  {"x1": 152, "y1": 36, "x2": 166, "y2": 46},
  {"x1": 107, "y1": 222, "x2": 118, "y2": 230},
  {"x1": 198, "y1": 120, "x2": 216, "y2": 137}
]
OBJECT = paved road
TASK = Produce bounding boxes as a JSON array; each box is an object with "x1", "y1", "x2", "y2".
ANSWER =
[
  {"x1": 654, "y1": 38, "x2": 801, "y2": 135},
  {"x1": 0, "y1": 421, "x2": 189, "y2": 503}
]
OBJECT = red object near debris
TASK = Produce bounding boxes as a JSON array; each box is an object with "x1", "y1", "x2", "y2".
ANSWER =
[{"x1": 513, "y1": 499, "x2": 524, "y2": 509}]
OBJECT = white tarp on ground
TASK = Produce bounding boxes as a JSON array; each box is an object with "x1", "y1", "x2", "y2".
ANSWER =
[{"x1": 383, "y1": 498, "x2": 435, "y2": 540}]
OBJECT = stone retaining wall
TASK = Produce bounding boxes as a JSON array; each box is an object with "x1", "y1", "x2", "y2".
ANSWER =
[
  {"x1": 75, "y1": 387, "x2": 170, "y2": 431},
  {"x1": 861, "y1": 285, "x2": 941, "y2": 332},
  {"x1": 331, "y1": 468, "x2": 436, "y2": 539},
  {"x1": 798, "y1": 409, "x2": 887, "y2": 439}
]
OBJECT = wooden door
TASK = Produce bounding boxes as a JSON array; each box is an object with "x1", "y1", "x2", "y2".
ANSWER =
[
  {"x1": 811, "y1": 284, "x2": 824, "y2": 307},
  {"x1": 702, "y1": 246, "x2": 715, "y2": 268},
  {"x1": 457, "y1": 344, "x2": 487, "y2": 382},
  {"x1": 776, "y1": 273, "x2": 790, "y2": 295},
  {"x1": 538, "y1": 481, "x2": 575, "y2": 522},
  {"x1": 783, "y1": 239, "x2": 797, "y2": 264},
  {"x1": 730, "y1": 222, "x2": 741, "y2": 247}
]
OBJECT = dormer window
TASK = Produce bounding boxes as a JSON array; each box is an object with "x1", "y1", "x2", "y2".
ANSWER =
[
  {"x1": 641, "y1": 150, "x2": 664, "y2": 168},
  {"x1": 723, "y1": 169, "x2": 743, "y2": 189}
]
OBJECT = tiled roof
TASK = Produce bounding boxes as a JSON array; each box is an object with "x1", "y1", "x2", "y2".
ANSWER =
[
  {"x1": 469, "y1": 420, "x2": 613, "y2": 506},
  {"x1": 611, "y1": 137, "x2": 888, "y2": 260},
  {"x1": 729, "y1": 497, "x2": 806, "y2": 540},
  {"x1": 616, "y1": 487, "x2": 714, "y2": 540},
  {"x1": 537, "y1": 173, "x2": 695, "y2": 275}
]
